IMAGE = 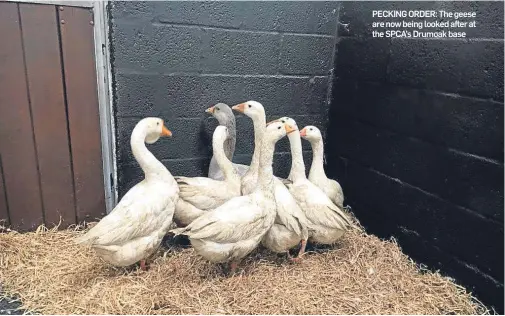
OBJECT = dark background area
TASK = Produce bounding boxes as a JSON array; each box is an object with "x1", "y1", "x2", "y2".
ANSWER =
[
  {"x1": 326, "y1": 1, "x2": 504, "y2": 312},
  {"x1": 109, "y1": 1, "x2": 340, "y2": 198},
  {"x1": 109, "y1": 1, "x2": 504, "y2": 313}
]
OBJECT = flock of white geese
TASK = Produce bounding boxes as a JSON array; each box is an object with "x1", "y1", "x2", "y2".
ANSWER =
[{"x1": 75, "y1": 100, "x2": 353, "y2": 274}]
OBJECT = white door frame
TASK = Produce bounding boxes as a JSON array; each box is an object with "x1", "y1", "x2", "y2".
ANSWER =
[
  {"x1": 92, "y1": 0, "x2": 117, "y2": 213},
  {"x1": 5, "y1": 0, "x2": 118, "y2": 213}
]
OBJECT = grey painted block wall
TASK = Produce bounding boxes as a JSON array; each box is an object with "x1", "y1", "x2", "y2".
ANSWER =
[
  {"x1": 109, "y1": 1, "x2": 339, "y2": 198},
  {"x1": 326, "y1": 1, "x2": 504, "y2": 312}
]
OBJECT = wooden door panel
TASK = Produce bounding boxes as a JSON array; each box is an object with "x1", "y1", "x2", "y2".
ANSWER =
[
  {"x1": 60, "y1": 6, "x2": 106, "y2": 222},
  {"x1": 0, "y1": 2, "x2": 106, "y2": 229},
  {"x1": 0, "y1": 2, "x2": 45, "y2": 231},
  {"x1": 20, "y1": 3, "x2": 76, "y2": 228}
]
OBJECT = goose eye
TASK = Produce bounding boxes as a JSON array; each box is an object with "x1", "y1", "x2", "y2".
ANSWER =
[
  {"x1": 157, "y1": 122, "x2": 160, "y2": 126},
  {"x1": 277, "y1": 126, "x2": 281, "y2": 130},
  {"x1": 248, "y1": 104, "x2": 252, "y2": 108},
  {"x1": 310, "y1": 128, "x2": 313, "y2": 131},
  {"x1": 216, "y1": 107, "x2": 220, "y2": 111}
]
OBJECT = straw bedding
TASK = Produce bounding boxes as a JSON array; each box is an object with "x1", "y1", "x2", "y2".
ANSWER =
[{"x1": 0, "y1": 223, "x2": 489, "y2": 315}]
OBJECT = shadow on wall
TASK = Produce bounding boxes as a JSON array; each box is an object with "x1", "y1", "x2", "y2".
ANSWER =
[{"x1": 326, "y1": 1, "x2": 504, "y2": 313}]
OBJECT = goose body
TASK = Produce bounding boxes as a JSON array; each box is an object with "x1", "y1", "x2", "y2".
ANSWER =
[
  {"x1": 174, "y1": 125, "x2": 241, "y2": 227},
  {"x1": 286, "y1": 181, "x2": 349, "y2": 244},
  {"x1": 209, "y1": 160, "x2": 249, "y2": 181},
  {"x1": 75, "y1": 118, "x2": 178, "y2": 268},
  {"x1": 278, "y1": 117, "x2": 352, "y2": 245},
  {"x1": 301, "y1": 126, "x2": 344, "y2": 209},
  {"x1": 173, "y1": 190, "x2": 274, "y2": 266},
  {"x1": 261, "y1": 179, "x2": 310, "y2": 255},
  {"x1": 233, "y1": 103, "x2": 310, "y2": 258},
  {"x1": 171, "y1": 104, "x2": 290, "y2": 273},
  {"x1": 206, "y1": 103, "x2": 249, "y2": 180}
]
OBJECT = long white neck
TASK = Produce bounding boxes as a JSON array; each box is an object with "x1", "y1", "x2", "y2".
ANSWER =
[
  {"x1": 255, "y1": 137, "x2": 275, "y2": 192},
  {"x1": 209, "y1": 117, "x2": 236, "y2": 174},
  {"x1": 287, "y1": 131, "x2": 307, "y2": 183},
  {"x1": 309, "y1": 139, "x2": 327, "y2": 180},
  {"x1": 244, "y1": 114, "x2": 266, "y2": 178},
  {"x1": 213, "y1": 135, "x2": 236, "y2": 181},
  {"x1": 131, "y1": 128, "x2": 171, "y2": 181}
]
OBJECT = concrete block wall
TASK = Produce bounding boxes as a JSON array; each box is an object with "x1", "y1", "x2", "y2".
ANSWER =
[
  {"x1": 326, "y1": 1, "x2": 504, "y2": 312},
  {"x1": 109, "y1": 1, "x2": 340, "y2": 198}
]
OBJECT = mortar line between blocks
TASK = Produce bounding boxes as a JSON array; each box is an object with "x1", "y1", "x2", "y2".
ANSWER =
[
  {"x1": 355, "y1": 79, "x2": 504, "y2": 106},
  {"x1": 150, "y1": 21, "x2": 335, "y2": 38},
  {"x1": 334, "y1": 113, "x2": 504, "y2": 166},
  {"x1": 115, "y1": 69, "x2": 329, "y2": 79}
]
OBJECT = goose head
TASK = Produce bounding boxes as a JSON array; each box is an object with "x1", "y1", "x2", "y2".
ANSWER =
[
  {"x1": 265, "y1": 119, "x2": 296, "y2": 144},
  {"x1": 205, "y1": 103, "x2": 234, "y2": 125},
  {"x1": 300, "y1": 125, "x2": 322, "y2": 142},
  {"x1": 269, "y1": 116, "x2": 299, "y2": 132},
  {"x1": 135, "y1": 117, "x2": 172, "y2": 144},
  {"x1": 231, "y1": 100, "x2": 265, "y2": 121}
]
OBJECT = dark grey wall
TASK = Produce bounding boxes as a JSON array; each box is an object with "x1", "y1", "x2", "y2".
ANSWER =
[
  {"x1": 327, "y1": 1, "x2": 504, "y2": 312},
  {"x1": 109, "y1": 1, "x2": 339, "y2": 198}
]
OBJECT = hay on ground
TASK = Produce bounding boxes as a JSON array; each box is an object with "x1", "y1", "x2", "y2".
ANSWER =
[{"x1": 0, "y1": 223, "x2": 489, "y2": 315}]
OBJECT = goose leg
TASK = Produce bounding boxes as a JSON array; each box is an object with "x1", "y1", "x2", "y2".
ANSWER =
[
  {"x1": 297, "y1": 239, "x2": 307, "y2": 259},
  {"x1": 140, "y1": 259, "x2": 149, "y2": 271},
  {"x1": 229, "y1": 261, "x2": 240, "y2": 276},
  {"x1": 289, "y1": 240, "x2": 307, "y2": 263},
  {"x1": 230, "y1": 259, "x2": 242, "y2": 279},
  {"x1": 288, "y1": 252, "x2": 300, "y2": 263}
]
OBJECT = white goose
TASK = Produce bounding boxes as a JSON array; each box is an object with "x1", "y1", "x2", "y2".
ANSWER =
[
  {"x1": 75, "y1": 117, "x2": 178, "y2": 270},
  {"x1": 276, "y1": 117, "x2": 353, "y2": 245},
  {"x1": 233, "y1": 102, "x2": 311, "y2": 261},
  {"x1": 173, "y1": 125, "x2": 241, "y2": 227},
  {"x1": 170, "y1": 120, "x2": 292, "y2": 274},
  {"x1": 300, "y1": 125, "x2": 344, "y2": 209}
]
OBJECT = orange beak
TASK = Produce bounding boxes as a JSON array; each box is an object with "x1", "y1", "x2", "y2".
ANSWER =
[
  {"x1": 232, "y1": 103, "x2": 246, "y2": 113},
  {"x1": 299, "y1": 128, "x2": 307, "y2": 137},
  {"x1": 161, "y1": 123, "x2": 172, "y2": 137},
  {"x1": 205, "y1": 106, "x2": 215, "y2": 114},
  {"x1": 266, "y1": 119, "x2": 280, "y2": 127},
  {"x1": 285, "y1": 124, "x2": 296, "y2": 134}
]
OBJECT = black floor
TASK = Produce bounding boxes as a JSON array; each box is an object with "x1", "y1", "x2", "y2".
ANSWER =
[{"x1": 0, "y1": 293, "x2": 30, "y2": 315}]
